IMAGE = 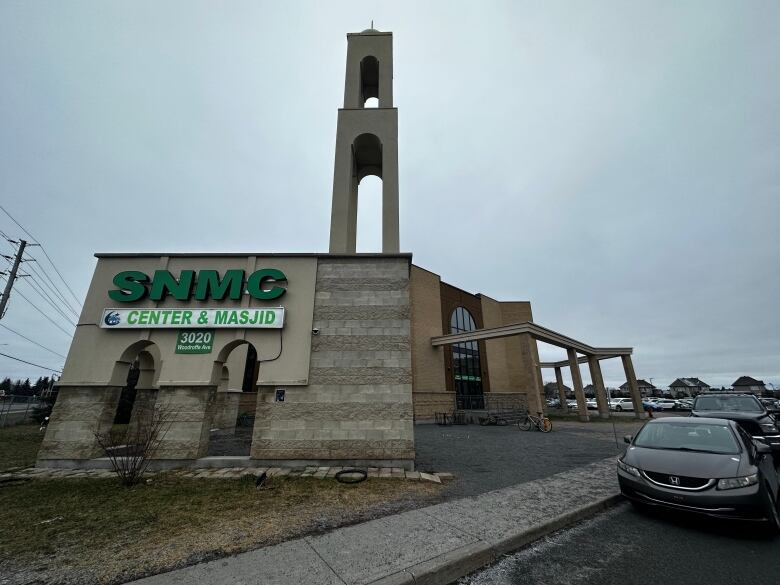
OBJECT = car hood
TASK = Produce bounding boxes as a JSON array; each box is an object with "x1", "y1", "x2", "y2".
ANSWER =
[{"x1": 624, "y1": 446, "x2": 743, "y2": 478}]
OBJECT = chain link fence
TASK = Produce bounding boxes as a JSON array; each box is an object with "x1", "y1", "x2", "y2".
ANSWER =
[{"x1": 0, "y1": 395, "x2": 44, "y2": 427}]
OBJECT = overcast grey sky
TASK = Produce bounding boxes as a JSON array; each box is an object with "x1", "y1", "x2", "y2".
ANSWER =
[{"x1": 0, "y1": 1, "x2": 778, "y2": 389}]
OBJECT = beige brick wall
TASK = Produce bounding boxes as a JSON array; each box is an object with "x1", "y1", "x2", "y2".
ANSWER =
[
  {"x1": 409, "y1": 265, "x2": 446, "y2": 393},
  {"x1": 251, "y1": 257, "x2": 414, "y2": 463}
]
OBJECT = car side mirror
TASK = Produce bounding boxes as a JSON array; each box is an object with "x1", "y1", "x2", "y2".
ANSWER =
[
  {"x1": 624, "y1": 434, "x2": 633, "y2": 444},
  {"x1": 755, "y1": 441, "x2": 771, "y2": 455}
]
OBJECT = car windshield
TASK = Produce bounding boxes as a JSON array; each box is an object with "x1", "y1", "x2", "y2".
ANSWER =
[
  {"x1": 694, "y1": 395, "x2": 763, "y2": 413},
  {"x1": 633, "y1": 422, "x2": 739, "y2": 454}
]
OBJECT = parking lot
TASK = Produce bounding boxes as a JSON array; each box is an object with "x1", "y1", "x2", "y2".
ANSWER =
[{"x1": 414, "y1": 418, "x2": 644, "y2": 499}]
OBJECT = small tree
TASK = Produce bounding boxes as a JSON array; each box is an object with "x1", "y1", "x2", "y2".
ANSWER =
[{"x1": 94, "y1": 402, "x2": 176, "y2": 487}]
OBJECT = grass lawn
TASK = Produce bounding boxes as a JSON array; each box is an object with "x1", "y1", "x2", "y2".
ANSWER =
[
  {"x1": 0, "y1": 424, "x2": 43, "y2": 471},
  {"x1": 0, "y1": 473, "x2": 442, "y2": 584}
]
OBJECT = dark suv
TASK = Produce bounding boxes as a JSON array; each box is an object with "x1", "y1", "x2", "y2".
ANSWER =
[{"x1": 691, "y1": 393, "x2": 780, "y2": 455}]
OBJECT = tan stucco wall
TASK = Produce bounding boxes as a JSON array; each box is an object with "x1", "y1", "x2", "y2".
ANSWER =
[{"x1": 59, "y1": 255, "x2": 318, "y2": 388}]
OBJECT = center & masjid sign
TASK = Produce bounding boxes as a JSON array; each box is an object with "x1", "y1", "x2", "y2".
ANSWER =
[{"x1": 100, "y1": 268, "x2": 288, "y2": 330}]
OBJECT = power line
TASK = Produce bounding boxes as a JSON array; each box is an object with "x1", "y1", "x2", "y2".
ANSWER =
[
  {"x1": 0, "y1": 350, "x2": 62, "y2": 374},
  {"x1": 0, "y1": 323, "x2": 67, "y2": 359},
  {"x1": 0, "y1": 205, "x2": 83, "y2": 309},
  {"x1": 0, "y1": 277, "x2": 74, "y2": 338},
  {"x1": 22, "y1": 255, "x2": 81, "y2": 317},
  {"x1": 20, "y1": 276, "x2": 77, "y2": 327}
]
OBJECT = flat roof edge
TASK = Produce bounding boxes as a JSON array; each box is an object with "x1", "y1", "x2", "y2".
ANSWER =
[{"x1": 94, "y1": 252, "x2": 414, "y2": 259}]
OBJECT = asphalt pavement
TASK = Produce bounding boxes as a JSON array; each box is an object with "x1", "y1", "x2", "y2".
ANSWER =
[
  {"x1": 461, "y1": 501, "x2": 780, "y2": 585},
  {"x1": 414, "y1": 421, "x2": 634, "y2": 499}
]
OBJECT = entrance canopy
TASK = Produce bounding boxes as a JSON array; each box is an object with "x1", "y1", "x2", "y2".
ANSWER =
[{"x1": 431, "y1": 321, "x2": 646, "y2": 422}]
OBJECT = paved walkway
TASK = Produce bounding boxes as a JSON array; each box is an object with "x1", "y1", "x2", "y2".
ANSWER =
[{"x1": 130, "y1": 456, "x2": 620, "y2": 585}]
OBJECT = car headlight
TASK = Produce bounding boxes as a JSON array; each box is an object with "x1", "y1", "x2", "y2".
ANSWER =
[
  {"x1": 759, "y1": 422, "x2": 778, "y2": 433},
  {"x1": 717, "y1": 474, "x2": 758, "y2": 490},
  {"x1": 617, "y1": 458, "x2": 641, "y2": 477}
]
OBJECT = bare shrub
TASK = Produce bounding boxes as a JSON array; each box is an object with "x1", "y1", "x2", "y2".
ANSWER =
[{"x1": 94, "y1": 402, "x2": 176, "y2": 486}]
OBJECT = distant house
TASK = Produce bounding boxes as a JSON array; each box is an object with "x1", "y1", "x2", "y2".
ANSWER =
[
  {"x1": 619, "y1": 379, "x2": 656, "y2": 397},
  {"x1": 669, "y1": 377, "x2": 710, "y2": 397},
  {"x1": 544, "y1": 381, "x2": 572, "y2": 399},
  {"x1": 731, "y1": 376, "x2": 766, "y2": 395}
]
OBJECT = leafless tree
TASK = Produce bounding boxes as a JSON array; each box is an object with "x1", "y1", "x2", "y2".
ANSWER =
[{"x1": 94, "y1": 401, "x2": 176, "y2": 486}]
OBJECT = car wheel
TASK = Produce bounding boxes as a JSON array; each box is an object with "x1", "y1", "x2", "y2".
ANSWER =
[{"x1": 616, "y1": 406, "x2": 622, "y2": 412}]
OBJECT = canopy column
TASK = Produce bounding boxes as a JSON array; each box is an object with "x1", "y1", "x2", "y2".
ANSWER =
[
  {"x1": 621, "y1": 355, "x2": 647, "y2": 420},
  {"x1": 567, "y1": 348, "x2": 589, "y2": 422},
  {"x1": 587, "y1": 356, "x2": 609, "y2": 419},
  {"x1": 554, "y1": 366, "x2": 567, "y2": 411}
]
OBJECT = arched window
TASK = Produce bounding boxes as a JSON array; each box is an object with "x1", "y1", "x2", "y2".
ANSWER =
[{"x1": 450, "y1": 307, "x2": 484, "y2": 409}]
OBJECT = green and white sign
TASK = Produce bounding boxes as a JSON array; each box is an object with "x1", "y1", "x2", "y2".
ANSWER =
[
  {"x1": 100, "y1": 307, "x2": 285, "y2": 329},
  {"x1": 176, "y1": 330, "x2": 215, "y2": 354}
]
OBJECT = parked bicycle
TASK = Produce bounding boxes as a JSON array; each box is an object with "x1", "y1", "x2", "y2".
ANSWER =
[{"x1": 518, "y1": 410, "x2": 552, "y2": 432}]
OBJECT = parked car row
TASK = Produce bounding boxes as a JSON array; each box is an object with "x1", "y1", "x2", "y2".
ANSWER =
[
  {"x1": 618, "y1": 393, "x2": 780, "y2": 530},
  {"x1": 547, "y1": 396, "x2": 699, "y2": 412}
]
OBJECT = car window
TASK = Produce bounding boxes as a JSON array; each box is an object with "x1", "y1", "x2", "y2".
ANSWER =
[
  {"x1": 694, "y1": 395, "x2": 763, "y2": 413},
  {"x1": 633, "y1": 422, "x2": 740, "y2": 454}
]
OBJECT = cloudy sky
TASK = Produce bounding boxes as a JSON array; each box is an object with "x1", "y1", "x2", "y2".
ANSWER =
[{"x1": 0, "y1": 1, "x2": 778, "y2": 389}]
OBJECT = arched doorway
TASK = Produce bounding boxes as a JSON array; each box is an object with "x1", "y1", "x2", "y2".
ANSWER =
[{"x1": 208, "y1": 340, "x2": 259, "y2": 456}]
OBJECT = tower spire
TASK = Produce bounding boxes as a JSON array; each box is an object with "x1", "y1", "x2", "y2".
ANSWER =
[{"x1": 328, "y1": 29, "x2": 399, "y2": 254}]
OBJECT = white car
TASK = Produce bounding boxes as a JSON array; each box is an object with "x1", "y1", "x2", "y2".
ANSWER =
[
  {"x1": 585, "y1": 399, "x2": 598, "y2": 410},
  {"x1": 566, "y1": 399, "x2": 579, "y2": 409},
  {"x1": 650, "y1": 398, "x2": 677, "y2": 411},
  {"x1": 609, "y1": 398, "x2": 634, "y2": 412}
]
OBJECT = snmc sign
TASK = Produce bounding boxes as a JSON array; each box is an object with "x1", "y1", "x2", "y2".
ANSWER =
[{"x1": 108, "y1": 269, "x2": 287, "y2": 302}]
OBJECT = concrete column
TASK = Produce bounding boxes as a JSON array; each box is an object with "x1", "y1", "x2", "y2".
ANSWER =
[
  {"x1": 587, "y1": 356, "x2": 610, "y2": 419},
  {"x1": 37, "y1": 385, "x2": 122, "y2": 464},
  {"x1": 154, "y1": 385, "x2": 217, "y2": 460},
  {"x1": 554, "y1": 367, "x2": 567, "y2": 410},
  {"x1": 524, "y1": 334, "x2": 546, "y2": 415},
  {"x1": 621, "y1": 355, "x2": 647, "y2": 420},
  {"x1": 567, "y1": 348, "x2": 589, "y2": 422}
]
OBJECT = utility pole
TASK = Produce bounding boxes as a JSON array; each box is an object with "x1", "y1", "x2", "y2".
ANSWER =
[{"x1": 0, "y1": 239, "x2": 27, "y2": 320}]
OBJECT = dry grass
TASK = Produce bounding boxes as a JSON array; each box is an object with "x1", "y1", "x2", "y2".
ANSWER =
[
  {"x1": 0, "y1": 473, "x2": 442, "y2": 584},
  {"x1": 0, "y1": 424, "x2": 42, "y2": 471}
]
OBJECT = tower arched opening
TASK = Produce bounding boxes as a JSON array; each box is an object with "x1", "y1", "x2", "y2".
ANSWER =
[{"x1": 360, "y1": 55, "x2": 379, "y2": 106}]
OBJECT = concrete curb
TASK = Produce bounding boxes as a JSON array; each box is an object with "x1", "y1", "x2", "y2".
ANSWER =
[{"x1": 373, "y1": 493, "x2": 624, "y2": 585}]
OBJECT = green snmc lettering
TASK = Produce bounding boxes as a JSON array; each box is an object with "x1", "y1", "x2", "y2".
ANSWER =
[
  {"x1": 194, "y1": 270, "x2": 244, "y2": 301},
  {"x1": 246, "y1": 269, "x2": 287, "y2": 300},
  {"x1": 108, "y1": 271, "x2": 149, "y2": 302},
  {"x1": 149, "y1": 270, "x2": 195, "y2": 301}
]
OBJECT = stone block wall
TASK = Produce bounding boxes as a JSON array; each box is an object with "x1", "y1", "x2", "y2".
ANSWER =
[
  {"x1": 154, "y1": 386, "x2": 216, "y2": 460},
  {"x1": 251, "y1": 257, "x2": 415, "y2": 465},
  {"x1": 412, "y1": 392, "x2": 455, "y2": 420},
  {"x1": 37, "y1": 386, "x2": 121, "y2": 462}
]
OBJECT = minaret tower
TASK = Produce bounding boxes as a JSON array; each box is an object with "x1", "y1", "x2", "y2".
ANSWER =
[{"x1": 328, "y1": 28, "x2": 400, "y2": 254}]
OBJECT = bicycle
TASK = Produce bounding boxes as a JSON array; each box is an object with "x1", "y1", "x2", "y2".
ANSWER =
[{"x1": 518, "y1": 410, "x2": 552, "y2": 432}]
